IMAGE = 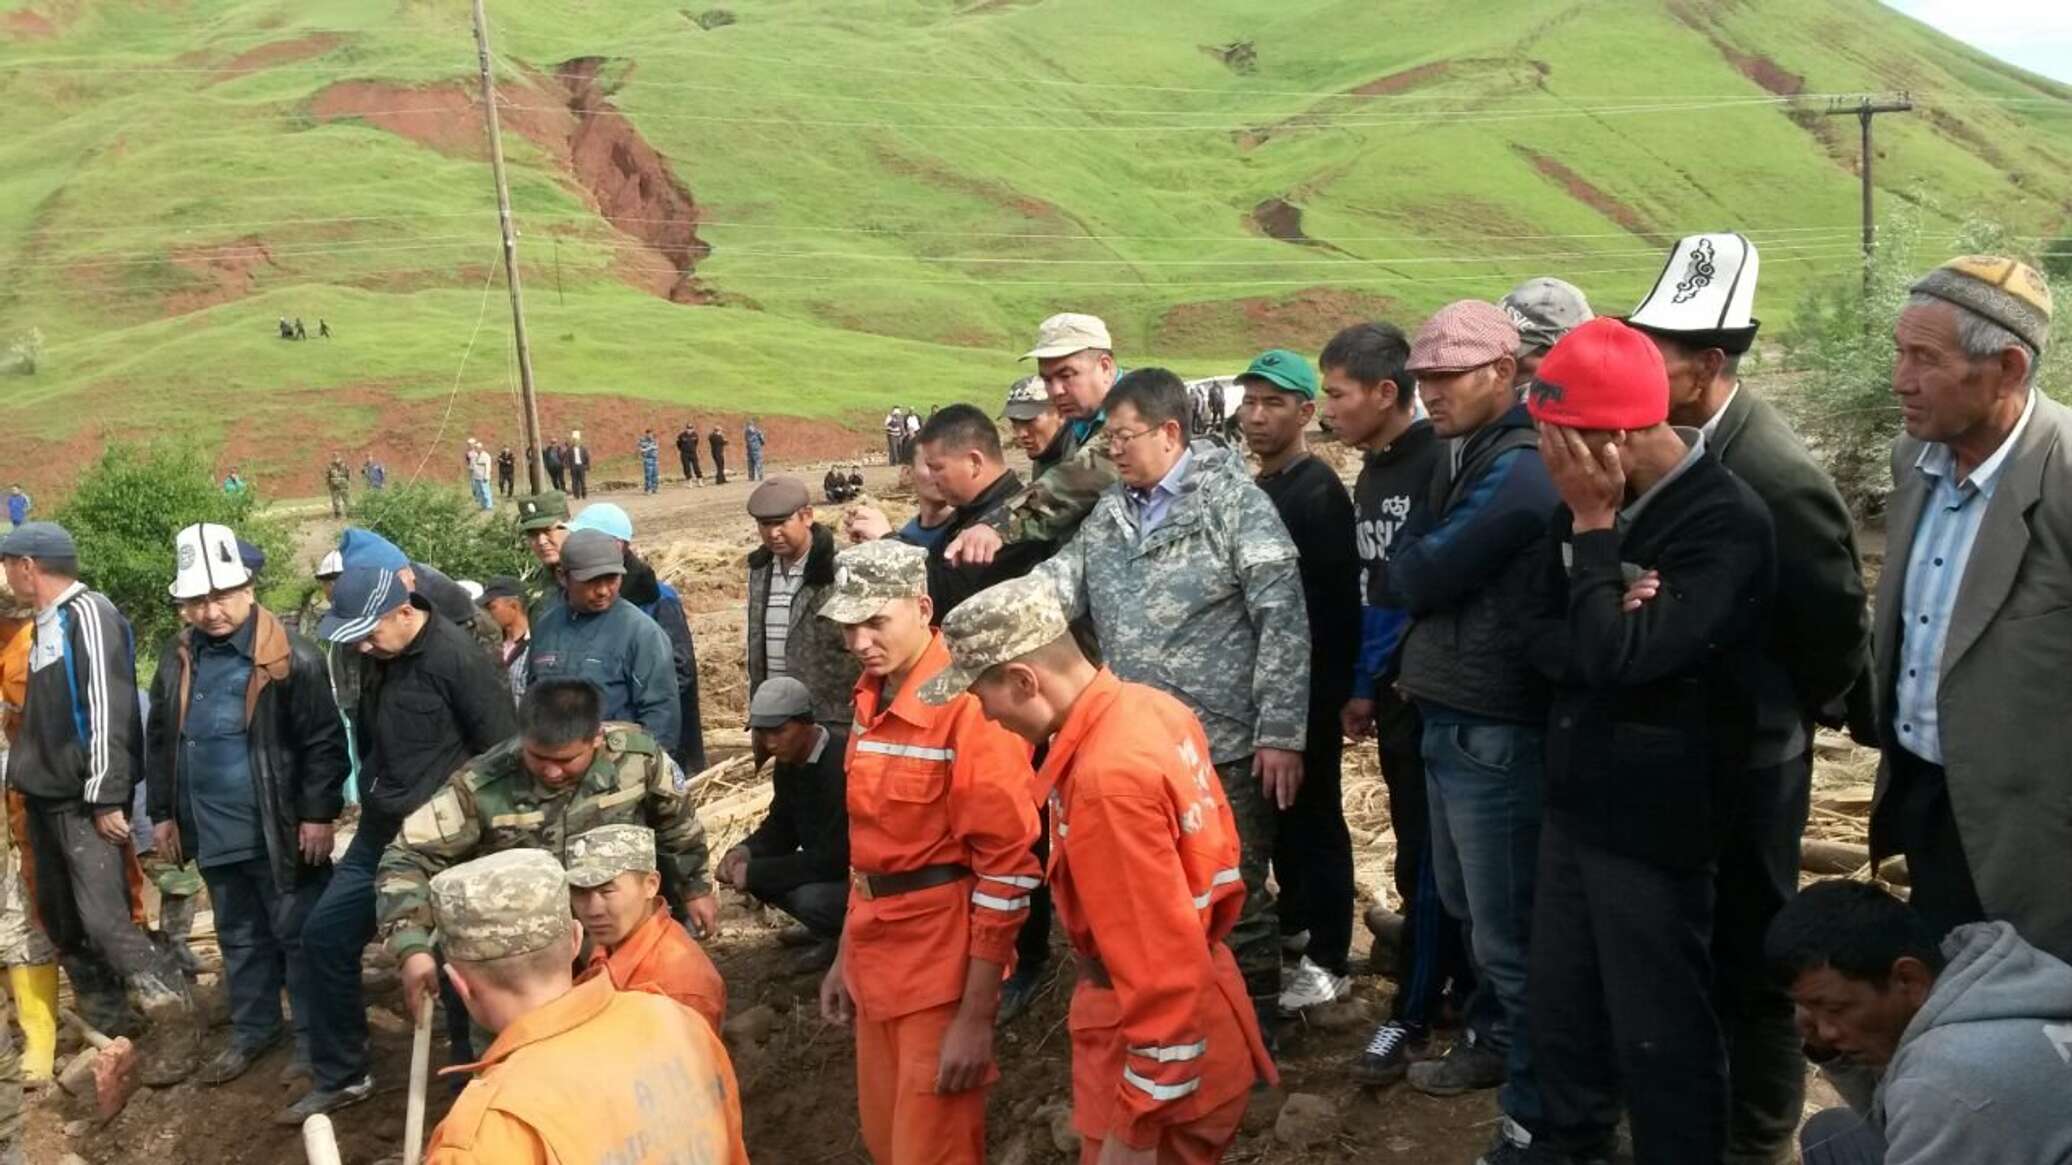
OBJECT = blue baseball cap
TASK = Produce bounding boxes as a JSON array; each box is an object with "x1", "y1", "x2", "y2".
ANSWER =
[
  {"x1": 567, "y1": 503, "x2": 634, "y2": 543},
  {"x1": 338, "y1": 527, "x2": 408, "y2": 571},
  {"x1": 318, "y1": 566, "x2": 412, "y2": 644}
]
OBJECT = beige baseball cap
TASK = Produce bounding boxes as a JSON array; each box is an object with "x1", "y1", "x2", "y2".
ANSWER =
[
  {"x1": 818, "y1": 540, "x2": 928, "y2": 625},
  {"x1": 919, "y1": 575, "x2": 1069, "y2": 704},
  {"x1": 1023, "y1": 313, "x2": 1113, "y2": 360},
  {"x1": 430, "y1": 849, "x2": 572, "y2": 962},
  {"x1": 565, "y1": 824, "x2": 658, "y2": 888}
]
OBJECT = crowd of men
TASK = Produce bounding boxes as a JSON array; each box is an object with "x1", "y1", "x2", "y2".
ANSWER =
[{"x1": 1, "y1": 235, "x2": 2068, "y2": 1165}]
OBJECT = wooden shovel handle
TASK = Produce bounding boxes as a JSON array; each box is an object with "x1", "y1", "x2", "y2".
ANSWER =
[
  {"x1": 403, "y1": 999, "x2": 436, "y2": 1165},
  {"x1": 59, "y1": 1008, "x2": 114, "y2": 1050}
]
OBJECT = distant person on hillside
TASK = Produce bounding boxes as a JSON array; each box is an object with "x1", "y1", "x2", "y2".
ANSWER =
[
  {"x1": 496, "y1": 446, "x2": 516, "y2": 498},
  {"x1": 744, "y1": 418, "x2": 766, "y2": 481},
  {"x1": 543, "y1": 442, "x2": 566, "y2": 493},
  {"x1": 325, "y1": 455, "x2": 352, "y2": 518},
  {"x1": 466, "y1": 440, "x2": 494, "y2": 511},
  {"x1": 318, "y1": 319, "x2": 331, "y2": 340},
  {"x1": 6, "y1": 486, "x2": 30, "y2": 528},
  {"x1": 567, "y1": 433, "x2": 591, "y2": 500},
  {"x1": 278, "y1": 317, "x2": 293, "y2": 340},
  {"x1": 223, "y1": 468, "x2": 247, "y2": 496},
  {"x1": 363, "y1": 457, "x2": 385, "y2": 492},
  {"x1": 883, "y1": 408, "x2": 905, "y2": 467},
  {"x1": 293, "y1": 318, "x2": 307, "y2": 341},
  {"x1": 708, "y1": 425, "x2": 728, "y2": 485},
  {"x1": 903, "y1": 409, "x2": 922, "y2": 461},
  {"x1": 677, "y1": 423, "x2": 703, "y2": 484},
  {"x1": 638, "y1": 430, "x2": 661, "y2": 495}
]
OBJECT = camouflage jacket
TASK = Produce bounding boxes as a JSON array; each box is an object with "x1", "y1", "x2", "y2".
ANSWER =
[
  {"x1": 1035, "y1": 441, "x2": 1309, "y2": 764},
  {"x1": 375, "y1": 724, "x2": 711, "y2": 961},
  {"x1": 987, "y1": 414, "x2": 1118, "y2": 546}
]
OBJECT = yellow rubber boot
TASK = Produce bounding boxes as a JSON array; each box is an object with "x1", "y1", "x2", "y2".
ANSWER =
[{"x1": 9, "y1": 962, "x2": 59, "y2": 1084}]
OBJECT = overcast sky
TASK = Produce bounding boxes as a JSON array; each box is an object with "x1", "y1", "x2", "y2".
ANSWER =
[{"x1": 1883, "y1": 0, "x2": 2072, "y2": 83}]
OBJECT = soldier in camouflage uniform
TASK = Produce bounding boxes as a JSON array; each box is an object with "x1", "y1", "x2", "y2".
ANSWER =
[
  {"x1": 375, "y1": 678, "x2": 713, "y2": 1018},
  {"x1": 1032, "y1": 368, "x2": 1310, "y2": 1032},
  {"x1": 948, "y1": 313, "x2": 1123, "y2": 563}
]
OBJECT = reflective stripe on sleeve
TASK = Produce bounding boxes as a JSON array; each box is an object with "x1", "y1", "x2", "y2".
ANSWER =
[
  {"x1": 971, "y1": 890, "x2": 1031, "y2": 911},
  {"x1": 1123, "y1": 1067, "x2": 1201, "y2": 1102},
  {"x1": 980, "y1": 874, "x2": 1042, "y2": 890},
  {"x1": 853, "y1": 741, "x2": 957, "y2": 762},
  {"x1": 1127, "y1": 1039, "x2": 1207, "y2": 1064},
  {"x1": 1191, "y1": 867, "x2": 1242, "y2": 910}
]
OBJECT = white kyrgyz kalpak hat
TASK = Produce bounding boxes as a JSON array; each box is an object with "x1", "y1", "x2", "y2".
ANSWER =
[
  {"x1": 1626, "y1": 233, "x2": 1761, "y2": 354},
  {"x1": 170, "y1": 522, "x2": 252, "y2": 600}
]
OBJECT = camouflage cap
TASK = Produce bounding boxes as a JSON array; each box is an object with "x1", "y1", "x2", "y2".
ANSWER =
[
  {"x1": 429, "y1": 849, "x2": 573, "y2": 962},
  {"x1": 516, "y1": 491, "x2": 571, "y2": 533},
  {"x1": 919, "y1": 575, "x2": 1069, "y2": 705},
  {"x1": 1000, "y1": 375, "x2": 1051, "y2": 421},
  {"x1": 565, "y1": 824, "x2": 657, "y2": 889},
  {"x1": 818, "y1": 539, "x2": 928, "y2": 625}
]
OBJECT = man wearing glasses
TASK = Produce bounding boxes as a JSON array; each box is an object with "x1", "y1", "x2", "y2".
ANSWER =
[{"x1": 1033, "y1": 368, "x2": 1311, "y2": 1044}]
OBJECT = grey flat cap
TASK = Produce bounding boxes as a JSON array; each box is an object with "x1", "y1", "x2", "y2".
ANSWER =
[
  {"x1": 747, "y1": 476, "x2": 811, "y2": 521},
  {"x1": 560, "y1": 529, "x2": 627, "y2": 582},
  {"x1": 748, "y1": 676, "x2": 813, "y2": 728},
  {"x1": 0, "y1": 521, "x2": 78, "y2": 561}
]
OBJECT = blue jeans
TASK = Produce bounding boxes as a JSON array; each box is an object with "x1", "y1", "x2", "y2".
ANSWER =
[
  {"x1": 470, "y1": 479, "x2": 492, "y2": 510},
  {"x1": 302, "y1": 823, "x2": 387, "y2": 1090},
  {"x1": 642, "y1": 459, "x2": 659, "y2": 492},
  {"x1": 747, "y1": 450, "x2": 764, "y2": 480},
  {"x1": 202, "y1": 857, "x2": 328, "y2": 1058},
  {"x1": 1422, "y1": 711, "x2": 1545, "y2": 1127}
]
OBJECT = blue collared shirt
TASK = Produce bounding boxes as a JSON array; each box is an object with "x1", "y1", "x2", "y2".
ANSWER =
[
  {"x1": 1894, "y1": 391, "x2": 2036, "y2": 763},
  {"x1": 1127, "y1": 448, "x2": 1193, "y2": 539}
]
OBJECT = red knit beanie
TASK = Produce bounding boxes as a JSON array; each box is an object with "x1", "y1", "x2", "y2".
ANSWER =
[{"x1": 1523, "y1": 316, "x2": 1669, "y2": 430}]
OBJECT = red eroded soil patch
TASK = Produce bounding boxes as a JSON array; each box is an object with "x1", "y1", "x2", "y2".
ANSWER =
[
  {"x1": 1353, "y1": 59, "x2": 1452, "y2": 97},
  {"x1": 163, "y1": 234, "x2": 277, "y2": 316},
  {"x1": 310, "y1": 61, "x2": 714, "y2": 305},
  {"x1": 1514, "y1": 147, "x2": 1661, "y2": 244},
  {"x1": 1667, "y1": 0, "x2": 1803, "y2": 96},
  {"x1": 3, "y1": 9, "x2": 56, "y2": 39},
  {"x1": 1157, "y1": 287, "x2": 1400, "y2": 357},
  {"x1": 191, "y1": 31, "x2": 345, "y2": 84}
]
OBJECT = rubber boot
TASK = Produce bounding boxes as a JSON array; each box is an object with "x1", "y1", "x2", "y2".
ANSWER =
[
  {"x1": 159, "y1": 893, "x2": 204, "y2": 977},
  {"x1": 6, "y1": 964, "x2": 58, "y2": 1085},
  {"x1": 132, "y1": 970, "x2": 200, "y2": 1087}
]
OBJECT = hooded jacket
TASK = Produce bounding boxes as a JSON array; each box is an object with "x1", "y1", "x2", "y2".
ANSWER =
[
  {"x1": 1837, "y1": 921, "x2": 2072, "y2": 1165},
  {"x1": 145, "y1": 607, "x2": 350, "y2": 892}
]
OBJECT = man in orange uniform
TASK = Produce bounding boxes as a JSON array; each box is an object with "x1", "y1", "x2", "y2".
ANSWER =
[
  {"x1": 425, "y1": 848, "x2": 748, "y2": 1165},
  {"x1": 815, "y1": 539, "x2": 1041, "y2": 1165},
  {"x1": 924, "y1": 575, "x2": 1277, "y2": 1163},
  {"x1": 567, "y1": 822, "x2": 726, "y2": 1032}
]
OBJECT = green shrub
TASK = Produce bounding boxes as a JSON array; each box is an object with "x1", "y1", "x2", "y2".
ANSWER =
[
  {"x1": 693, "y1": 8, "x2": 735, "y2": 30},
  {"x1": 54, "y1": 442, "x2": 292, "y2": 656},
  {"x1": 348, "y1": 482, "x2": 537, "y2": 586}
]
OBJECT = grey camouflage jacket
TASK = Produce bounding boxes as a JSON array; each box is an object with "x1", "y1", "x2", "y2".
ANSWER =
[{"x1": 1036, "y1": 441, "x2": 1309, "y2": 764}]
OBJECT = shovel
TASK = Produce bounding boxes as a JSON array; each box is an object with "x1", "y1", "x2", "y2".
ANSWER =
[
  {"x1": 403, "y1": 995, "x2": 435, "y2": 1165},
  {"x1": 58, "y1": 1008, "x2": 140, "y2": 1120}
]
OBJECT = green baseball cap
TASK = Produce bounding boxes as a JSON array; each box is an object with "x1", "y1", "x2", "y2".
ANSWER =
[{"x1": 1238, "y1": 349, "x2": 1319, "y2": 399}]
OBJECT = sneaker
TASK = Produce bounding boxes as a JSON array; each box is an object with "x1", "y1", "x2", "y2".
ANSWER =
[
  {"x1": 995, "y1": 962, "x2": 1047, "y2": 1026},
  {"x1": 1474, "y1": 1117, "x2": 1610, "y2": 1165},
  {"x1": 1280, "y1": 929, "x2": 1311, "y2": 956},
  {"x1": 199, "y1": 1031, "x2": 284, "y2": 1086},
  {"x1": 275, "y1": 1075, "x2": 376, "y2": 1126},
  {"x1": 1407, "y1": 1032, "x2": 1506, "y2": 1096},
  {"x1": 1278, "y1": 957, "x2": 1350, "y2": 1011},
  {"x1": 1350, "y1": 1020, "x2": 1424, "y2": 1085}
]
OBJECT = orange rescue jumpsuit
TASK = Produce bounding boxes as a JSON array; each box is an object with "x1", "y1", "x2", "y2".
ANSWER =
[
  {"x1": 584, "y1": 896, "x2": 727, "y2": 1033},
  {"x1": 842, "y1": 632, "x2": 1042, "y2": 1165},
  {"x1": 1040, "y1": 670, "x2": 1277, "y2": 1162},
  {"x1": 427, "y1": 974, "x2": 749, "y2": 1164}
]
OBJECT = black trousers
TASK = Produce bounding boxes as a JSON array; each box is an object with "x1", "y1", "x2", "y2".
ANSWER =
[
  {"x1": 1532, "y1": 814, "x2": 1727, "y2": 1164},
  {"x1": 1274, "y1": 702, "x2": 1354, "y2": 974},
  {"x1": 761, "y1": 881, "x2": 848, "y2": 940},
  {"x1": 1374, "y1": 695, "x2": 1473, "y2": 1031},
  {"x1": 497, "y1": 469, "x2": 513, "y2": 496},
  {"x1": 1016, "y1": 800, "x2": 1053, "y2": 974},
  {"x1": 711, "y1": 450, "x2": 727, "y2": 483},
  {"x1": 681, "y1": 451, "x2": 702, "y2": 480},
  {"x1": 568, "y1": 466, "x2": 588, "y2": 498},
  {"x1": 1877, "y1": 748, "x2": 1986, "y2": 937},
  {"x1": 1713, "y1": 752, "x2": 1812, "y2": 1165},
  {"x1": 23, "y1": 797, "x2": 180, "y2": 987},
  {"x1": 1799, "y1": 1108, "x2": 1885, "y2": 1165},
  {"x1": 546, "y1": 463, "x2": 565, "y2": 491}
]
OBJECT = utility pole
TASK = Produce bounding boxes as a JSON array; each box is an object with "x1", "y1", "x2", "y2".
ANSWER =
[
  {"x1": 471, "y1": 0, "x2": 548, "y2": 494},
  {"x1": 1823, "y1": 93, "x2": 1913, "y2": 298}
]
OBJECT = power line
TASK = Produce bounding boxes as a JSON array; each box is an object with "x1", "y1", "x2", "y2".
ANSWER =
[{"x1": 406, "y1": 245, "x2": 504, "y2": 486}]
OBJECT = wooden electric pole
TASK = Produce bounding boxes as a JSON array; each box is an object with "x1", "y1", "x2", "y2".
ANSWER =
[
  {"x1": 471, "y1": 0, "x2": 548, "y2": 494},
  {"x1": 1824, "y1": 93, "x2": 1913, "y2": 298}
]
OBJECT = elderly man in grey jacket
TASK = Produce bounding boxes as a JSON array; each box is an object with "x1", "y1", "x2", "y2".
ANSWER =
[
  {"x1": 1034, "y1": 367, "x2": 1309, "y2": 1034},
  {"x1": 1871, "y1": 255, "x2": 2072, "y2": 965},
  {"x1": 1766, "y1": 879, "x2": 2072, "y2": 1165}
]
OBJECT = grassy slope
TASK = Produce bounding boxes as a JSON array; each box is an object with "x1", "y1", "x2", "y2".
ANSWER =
[{"x1": 0, "y1": 0, "x2": 2067, "y2": 487}]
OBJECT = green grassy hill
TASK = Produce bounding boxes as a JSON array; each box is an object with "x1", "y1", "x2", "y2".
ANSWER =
[{"x1": 2, "y1": 0, "x2": 2068, "y2": 492}]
